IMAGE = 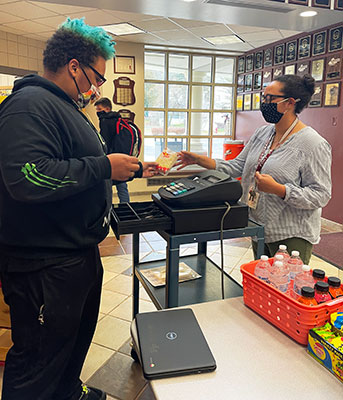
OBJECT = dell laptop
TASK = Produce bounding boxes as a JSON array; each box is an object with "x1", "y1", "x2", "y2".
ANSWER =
[{"x1": 131, "y1": 308, "x2": 216, "y2": 379}]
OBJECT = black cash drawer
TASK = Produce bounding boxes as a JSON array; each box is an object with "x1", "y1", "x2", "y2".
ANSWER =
[{"x1": 110, "y1": 201, "x2": 172, "y2": 239}]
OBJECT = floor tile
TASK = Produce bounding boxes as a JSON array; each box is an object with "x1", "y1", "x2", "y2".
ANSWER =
[
  {"x1": 93, "y1": 315, "x2": 131, "y2": 351},
  {"x1": 103, "y1": 274, "x2": 133, "y2": 296},
  {"x1": 99, "y1": 246, "x2": 125, "y2": 257},
  {"x1": 87, "y1": 352, "x2": 146, "y2": 400},
  {"x1": 118, "y1": 338, "x2": 133, "y2": 357},
  {"x1": 110, "y1": 297, "x2": 156, "y2": 322},
  {"x1": 103, "y1": 270, "x2": 118, "y2": 285},
  {"x1": 100, "y1": 290, "x2": 128, "y2": 314},
  {"x1": 141, "y1": 232, "x2": 162, "y2": 242},
  {"x1": 121, "y1": 242, "x2": 152, "y2": 254},
  {"x1": 80, "y1": 343, "x2": 115, "y2": 382},
  {"x1": 135, "y1": 383, "x2": 156, "y2": 400},
  {"x1": 208, "y1": 252, "x2": 243, "y2": 273},
  {"x1": 102, "y1": 256, "x2": 133, "y2": 274}
]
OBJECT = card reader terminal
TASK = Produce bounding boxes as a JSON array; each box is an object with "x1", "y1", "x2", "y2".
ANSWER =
[{"x1": 158, "y1": 170, "x2": 242, "y2": 207}]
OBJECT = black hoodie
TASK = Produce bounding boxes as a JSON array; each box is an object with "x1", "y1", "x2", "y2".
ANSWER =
[{"x1": 0, "y1": 74, "x2": 112, "y2": 262}]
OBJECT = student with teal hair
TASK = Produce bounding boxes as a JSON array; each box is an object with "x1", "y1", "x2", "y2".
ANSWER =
[{"x1": 0, "y1": 18, "x2": 155, "y2": 400}]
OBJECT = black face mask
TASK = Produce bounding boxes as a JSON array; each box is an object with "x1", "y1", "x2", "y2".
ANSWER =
[
  {"x1": 260, "y1": 102, "x2": 284, "y2": 124},
  {"x1": 96, "y1": 111, "x2": 106, "y2": 119}
]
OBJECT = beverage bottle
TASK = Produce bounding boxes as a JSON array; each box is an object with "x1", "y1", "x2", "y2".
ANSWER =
[
  {"x1": 327, "y1": 277, "x2": 343, "y2": 299},
  {"x1": 275, "y1": 244, "x2": 290, "y2": 262},
  {"x1": 314, "y1": 281, "x2": 331, "y2": 304},
  {"x1": 254, "y1": 255, "x2": 270, "y2": 283},
  {"x1": 297, "y1": 286, "x2": 318, "y2": 306},
  {"x1": 293, "y1": 265, "x2": 315, "y2": 296},
  {"x1": 312, "y1": 269, "x2": 325, "y2": 283},
  {"x1": 269, "y1": 260, "x2": 290, "y2": 293},
  {"x1": 287, "y1": 250, "x2": 303, "y2": 280}
]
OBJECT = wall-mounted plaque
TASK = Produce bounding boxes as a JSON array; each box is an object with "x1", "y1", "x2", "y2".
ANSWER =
[
  {"x1": 311, "y1": 59, "x2": 325, "y2": 81},
  {"x1": 329, "y1": 26, "x2": 343, "y2": 52},
  {"x1": 238, "y1": 56, "x2": 245, "y2": 74},
  {"x1": 244, "y1": 93, "x2": 252, "y2": 111},
  {"x1": 286, "y1": 40, "x2": 298, "y2": 63},
  {"x1": 273, "y1": 66, "x2": 284, "y2": 80},
  {"x1": 246, "y1": 55, "x2": 254, "y2": 72},
  {"x1": 254, "y1": 51, "x2": 263, "y2": 70},
  {"x1": 298, "y1": 35, "x2": 311, "y2": 59},
  {"x1": 285, "y1": 64, "x2": 296, "y2": 75},
  {"x1": 274, "y1": 44, "x2": 285, "y2": 65},
  {"x1": 297, "y1": 61, "x2": 310, "y2": 77},
  {"x1": 237, "y1": 74, "x2": 244, "y2": 92},
  {"x1": 326, "y1": 53, "x2": 342, "y2": 80},
  {"x1": 118, "y1": 109, "x2": 136, "y2": 122},
  {"x1": 262, "y1": 69, "x2": 272, "y2": 88},
  {"x1": 113, "y1": 77, "x2": 136, "y2": 106},
  {"x1": 335, "y1": 0, "x2": 343, "y2": 10},
  {"x1": 312, "y1": 30, "x2": 327, "y2": 56},
  {"x1": 252, "y1": 93, "x2": 261, "y2": 110},
  {"x1": 313, "y1": 0, "x2": 330, "y2": 8},
  {"x1": 253, "y1": 72, "x2": 262, "y2": 90},
  {"x1": 264, "y1": 48, "x2": 273, "y2": 67},
  {"x1": 244, "y1": 74, "x2": 253, "y2": 91},
  {"x1": 324, "y1": 82, "x2": 340, "y2": 107},
  {"x1": 308, "y1": 84, "x2": 323, "y2": 108},
  {"x1": 236, "y1": 94, "x2": 243, "y2": 111}
]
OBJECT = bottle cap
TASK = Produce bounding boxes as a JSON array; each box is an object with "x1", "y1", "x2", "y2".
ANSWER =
[
  {"x1": 275, "y1": 254, "x2": 284, "y2": 260},
  {"x1": 302, "y1": 265, "x2": 310, "y2": 272},
  {"x1": 315, "y1": 281, "x2": 329, "y2": 292},
  {"x1": 260, "y1": 255, "x2": 268, "y2": 261},
  {"x1": 291, "y1": 250, "x2": 299, "y2": 257},
  {"x1": 279, "y1": 244, "x2": 287, "y2": 251},
  {"x1": 274, "y1": 261, "x2": 283, "y2": 268},
  {"x1": 301, "y1": 286, "x2": 315, "y2": 298},
  {"x1": 312, "y1": 269, "x2": 325, "y2": 279},
  {"x1": 327, "y1": 277, "x2": 341, "y2": 288}
]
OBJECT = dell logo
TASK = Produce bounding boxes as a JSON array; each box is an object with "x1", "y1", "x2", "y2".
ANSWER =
[{"x1": 166, "y1": 331, "x2": 177, "y2": 340}]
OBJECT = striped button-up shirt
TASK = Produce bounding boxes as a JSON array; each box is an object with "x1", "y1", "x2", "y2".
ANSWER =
[{"x1": 215, "y1": 124, "x2": 332, "y2": 244}]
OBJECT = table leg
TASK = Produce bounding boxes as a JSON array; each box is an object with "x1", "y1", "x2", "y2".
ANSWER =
[
  {"x1": 132, "y1": 232, "x2": 140, "y2": 319},
  {"x1": 256, "y1": 233, "x2": 265, "y2": 259},
  {"x1": 198, "y1": 242, "x2": 207, "y2": 256},
  {"x1": 165, "y1": 246, "x2": 180, "y2": 308}
]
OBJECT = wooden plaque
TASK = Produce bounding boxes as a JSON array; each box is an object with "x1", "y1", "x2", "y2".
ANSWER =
[
  {"x1": 308, "y1": 84, "x2": 323, "y2": 108},
  {"x1": 113, "y1": 77, "x2": 136, "y2": 106},
  {"x1": 326, "y1": 53, "x2": 342, "y2": 80},
  {"x1": 297, "y1": 61, "x2": 310, "y2": 77},
  {"x1": 262, "y1": 69, "x2": 272, "y2": 88}
]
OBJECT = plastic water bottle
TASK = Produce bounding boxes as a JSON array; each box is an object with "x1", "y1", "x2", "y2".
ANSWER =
[
  {"x1": 287, "y1": 250, "x2": 303, "y2": 280},
  {"x1": 254, "y1": 255, "x2": 270, "y2": 282},
  {"x1": 275, "y1": 244, "x2": 290, "y2": 262},
  {"x1": 293, "y1": 265, "x2": 315, "y2": 296},
  {"x1": 267, "y1": 254, "x2": 284, "y2": 275},
  {"x1": 269, "y1": 260, "x2": 290, "y2": 293}
]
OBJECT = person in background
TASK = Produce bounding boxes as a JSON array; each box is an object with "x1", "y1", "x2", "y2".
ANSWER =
[
  {"x1": 0, "y1": 18, "x2": 155, "y2": 400},
  {"x1": 95, "y1": 97, "x2": 130, "y2": 203},
  {"x1": 176, "y1": 74, "x2": 332, "y2": 265}
]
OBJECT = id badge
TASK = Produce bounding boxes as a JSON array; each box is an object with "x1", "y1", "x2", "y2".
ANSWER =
[{"x1": 247, "y1": 185, "x2": 260, "y2": 209}]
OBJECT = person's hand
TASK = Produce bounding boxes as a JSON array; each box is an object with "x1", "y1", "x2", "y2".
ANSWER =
[
  {"x1": 255, "y1": 171, "x2": 286, "y2": 198},
  {"x1": 175, "y1": 151, "x2": 199, "y2": 170},
  {"x1": 107, "y1": 153, "x2": 140, "y2": 180},
  {"x1": 141, "y1": 162, "x2": 158, "y2": 178}
]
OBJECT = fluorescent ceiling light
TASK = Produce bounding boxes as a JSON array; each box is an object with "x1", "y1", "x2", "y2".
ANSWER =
[
  {"x1": 202, "y1": 34, "x2": 244, "y2": 45},
  {"x1": 300, "y1": 10, "x2": 317, "y2": 17},
  {"x1": 100, "y1": 23, "x2": 145, "y2": 36}
]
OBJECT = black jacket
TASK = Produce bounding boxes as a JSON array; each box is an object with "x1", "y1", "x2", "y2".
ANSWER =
[{"x1": 0, "y1": 74, "x2": 112, "y2": 261}]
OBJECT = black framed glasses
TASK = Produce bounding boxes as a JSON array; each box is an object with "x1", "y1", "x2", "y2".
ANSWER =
[
  {"x1": 87, "y1": 64, "x2": 107, "y2": 87},
  {"x1": 261, "y1": 94, "x2": 286, "y2": 104}
]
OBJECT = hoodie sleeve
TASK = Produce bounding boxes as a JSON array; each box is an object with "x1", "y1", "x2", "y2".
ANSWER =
[{"x1": 0, "y1": 112, "x2": 111, "y2": 203}]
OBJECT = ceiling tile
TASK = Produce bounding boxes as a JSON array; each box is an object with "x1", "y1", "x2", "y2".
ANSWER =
[
  {"x1": 228, "y1": 24, "x2": 275, "y2": 34},
  {"x1": 0, "y1": 25, "x2": 26, "y2": 35},
  {"x1": 0, "y1": 10, "x2": 24, "y2": 24},
  {"x1": 169, "y1": 18, "x2": 218, "y2": 29},
  {"x1": 132, "y1": 18, "x2": 180, "y2": 32},
  {"x1": 103, "y1": 9, "x2": 160, "y2": 22},
  {"x1": 29, "y1": 1, "x2": 95, "y2": 14},
  {"x1": 0, "y1": 0, "x2": 21, "y2": 3},
  {"x1": 23, "y1": 32, "x2": 48, "y2": 41},
  {"x1": 32, "y1": 15, "x2": 68, "y2": 29},
  {"x1": 118, "y1": 32, "x2": 169, "y2": 45},
  {"x1": 67, "y1": 9, "x2": 122, "y2": 26},
  {"x1": 4, "y1": 20, "x2": 53, "y2": 33},
  {"x1": 239, "y1": 30, "x2": 283, "y2": 42},
  {"x1": 155, "y1": 29, "x2": 197, "y2": 41},
  {"x1": 248, "y1": 39, "x2": 278, "y2": 49},
  {"x1": 189, "y1": 24, "x2": 233, "y2": 37},
  {"x1": 1, "y1": 1, "x2": 57, "y2": 19},
  {"x1": 279, "y1": 29, "x2": 301, "y2": 39}
]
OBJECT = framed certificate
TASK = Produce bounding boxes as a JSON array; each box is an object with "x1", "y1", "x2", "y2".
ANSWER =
[
  {"x1": 297, "y1": 61, "x2": 310, "y2": 77},
  {"x1": 324, "y1": 82, "x2": 340, "y2": 107},
  {"x1": 312, "y1": 0, "x2": 330, "y2": 8},
  {"x1": 311, "y1": 59, "x2": 325, "y2": 81},
  {"x1": 285, "y1": 64, "x2": 296, "y2": 75},
  {"x1": 246, "y1": 55, "x2": 254, "y2": 72},
  {"x1": 285, "y1": 40, "x2": 298, "y2": 63},
  {"x1": 237, "y1": 75, "x2": 244, "y2": 92},
  {"x1": 273, "y1": 66, "x2": 283, "y2": 80},
  {"x1": 312, "y1": 31, "x2": 327, "y2": 56},
  {"x1": 244, "y1": 74, "x2": 253, "y2": 91},
  {"x1": 329, "y1": 26, "x2": 343, "y2": 52},
  {"x1": 308, "y1": 84, "x2": 323, "y2": 108},
  {"x1": 236, "y1": 94, "x2": 243, "y2": 111},
  {"x1": 252, "y1": 93, "x2": 261, "y2": 110},
  {"x1": 262, "y1": 69, "x2": 272, "y2": 88},
  {"x1": 244, "y1": 93, "x2": 252, "y2": 111},
  {"x1": 254, "y1": 51, "x2": 263, "y2": 70},
  {"x1": 253, "y1": 72, "x2": 262, "y2": 90},
  {"x1": 114, "y1": 56, "x2": 135, "y2": 74},
  {"x1": 326, "y1": 53, "x2": 342, "y2": 80},
  {"x1": 298, "y1": 35, "x2": 311, "y2": 59},
  {"x1": 238, "y1": 56, "x2": 245, "y2": 74},
  {"x1": 274, "y1": 44, "x2": 285, "y2": 65},
  {"x1": 264, "y1": 48, "x2": 273, "y2": 67},
  {"x1": 335, "y1": 0, "x2": 343, "y2": 10}
]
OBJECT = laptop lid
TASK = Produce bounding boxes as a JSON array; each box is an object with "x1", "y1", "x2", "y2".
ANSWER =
[{"x1": 135, "y1": 308, "x2": 216, "y2": 379}]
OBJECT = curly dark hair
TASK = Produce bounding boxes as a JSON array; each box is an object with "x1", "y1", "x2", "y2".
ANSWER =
[
  {"x1": 275, "y1": 74, "x2": 315, "y2": 114},
  {"x1": 94, "y1": 97, "x2": 112, "y2": 109}
]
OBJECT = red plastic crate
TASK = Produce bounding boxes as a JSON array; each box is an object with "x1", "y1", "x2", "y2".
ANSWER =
[{"x1": 240, "y1": 260, "x2": 343, "y2": 345}]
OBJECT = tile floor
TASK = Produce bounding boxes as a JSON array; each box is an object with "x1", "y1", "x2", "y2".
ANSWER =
[{"x1": 0, "y1": 193, "x2": 342, "y2": 399}]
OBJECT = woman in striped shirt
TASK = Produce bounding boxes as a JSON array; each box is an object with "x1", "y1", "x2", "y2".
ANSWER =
[{"x1": 176, "y1": 74, "x2": 332, "y2": 264}]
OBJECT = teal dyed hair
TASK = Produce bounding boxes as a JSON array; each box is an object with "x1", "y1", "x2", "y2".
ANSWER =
[{"x1": 60, "y1": 18, "x2": 115, "y2": 60}]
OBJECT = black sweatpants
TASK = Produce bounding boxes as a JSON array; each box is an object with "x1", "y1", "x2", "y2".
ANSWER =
[{"x1": 0, "y1": 246, "x2": 103, "y2": 400}]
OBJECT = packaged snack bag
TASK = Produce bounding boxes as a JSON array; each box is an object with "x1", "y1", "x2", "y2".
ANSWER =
[{"x1": 155, "y1": 148, "x2": 178, "y2": 175}]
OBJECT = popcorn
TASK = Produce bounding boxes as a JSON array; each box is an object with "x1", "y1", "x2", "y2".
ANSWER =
[{"x1": 155, "y1": 148, "x2": 178, "y2": 175}]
